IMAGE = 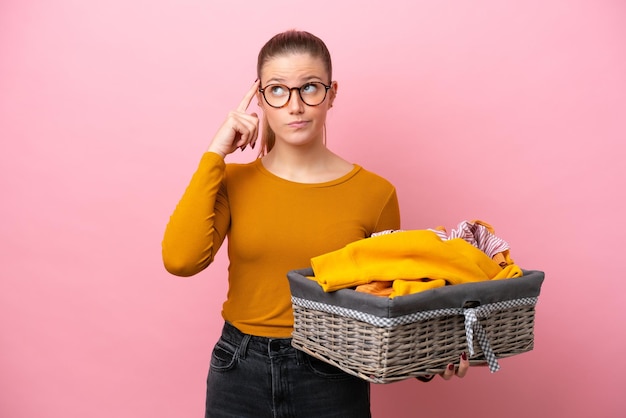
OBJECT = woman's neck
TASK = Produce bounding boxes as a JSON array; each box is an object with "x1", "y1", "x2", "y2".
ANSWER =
[{"x1": 261, "y1": 142, "x2": 353, "y2": 183}]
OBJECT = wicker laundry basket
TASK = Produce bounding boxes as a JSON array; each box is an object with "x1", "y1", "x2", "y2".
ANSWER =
[{"x1": 287, "y1": 268, "x2": 544, "y2": 384}]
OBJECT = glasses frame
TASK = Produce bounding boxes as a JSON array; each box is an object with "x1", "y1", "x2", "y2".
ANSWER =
[{"x1": 258, "y1": 82, "x2": 332, "y2": 109}]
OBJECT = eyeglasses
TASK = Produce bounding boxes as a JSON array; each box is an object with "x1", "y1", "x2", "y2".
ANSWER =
[{"x1": 258, "y1": 82, "x2": 331, "y2": 108}]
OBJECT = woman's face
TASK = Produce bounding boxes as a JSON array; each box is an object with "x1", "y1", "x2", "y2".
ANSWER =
[{"x1": 258, "y1": 53, "x2": 337, "y2": 148}]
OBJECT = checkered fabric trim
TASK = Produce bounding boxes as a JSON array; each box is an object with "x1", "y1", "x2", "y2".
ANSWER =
[
  {"x1": 464, "y1": 308, "x2": 500, "y2": 372},
  {"x1": 291, "y1": 296, "x2": 538, "y2": 373}
]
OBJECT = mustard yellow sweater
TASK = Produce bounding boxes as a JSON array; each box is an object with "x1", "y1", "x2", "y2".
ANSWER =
[
  {"x1": 310, "y1": 230, "x2": 523, "y2": 297},
  {"x1": 162, "y1": 152, "x2": 400, "y2": 337}
]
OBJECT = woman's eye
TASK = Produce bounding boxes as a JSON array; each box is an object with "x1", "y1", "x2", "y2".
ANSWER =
[
  {"x1": 270, "y1": 85, "x2": 287, "y2": 96},
  {"x1": 302, "y1": 83, "x2": 318, "y2": 94}
]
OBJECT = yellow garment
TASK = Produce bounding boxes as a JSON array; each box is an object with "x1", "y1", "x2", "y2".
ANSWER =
[
  {"x1": 310, "y1": 230, "x2": 522, "y2": 294},
  {"x1": 162, "y1": 152, "x2": 400, "y2": 337}
]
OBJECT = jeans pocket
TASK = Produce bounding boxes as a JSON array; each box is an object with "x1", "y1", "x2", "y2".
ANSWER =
[
  {"x1": 304, "y1": 354, "x2": 354, "y2": 380},
  {"x1": 209, "y1": 338, "x2": 238, "y2": 372}
]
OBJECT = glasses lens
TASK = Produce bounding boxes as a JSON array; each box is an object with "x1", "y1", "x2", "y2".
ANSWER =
[
  {"x1": 264, "y1": 84, "x2": 290, "y2": 107},
  {"x1": 299, "y1": 82, "x2": 327, "y2": 106}
]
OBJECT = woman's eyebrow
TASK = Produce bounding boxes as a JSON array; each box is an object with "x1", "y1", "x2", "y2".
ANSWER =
[
  {"x1": 266, "y1": 77, "x2": 286, "y2": 84},
  {"x1": 302, "y1": 75, "x2": 324, "y2": 82}
]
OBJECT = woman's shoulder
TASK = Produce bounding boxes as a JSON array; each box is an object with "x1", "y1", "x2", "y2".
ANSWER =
[
  {"x1": 224, "y1": 158, "x2": 259, "y2": 170},
  {"x1": 352, "y1": 164, "x2": 396, "y2": 189},
  {"x1": 223, "y1": 158, "x2": 262, "y2": 179},
  {"x1": 198, "y1": 152, "x2": 260, "y2": 179}
]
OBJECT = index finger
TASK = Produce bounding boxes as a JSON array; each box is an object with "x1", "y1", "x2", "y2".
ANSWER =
[{"x1": 237, "y1": 79, "x2": 260, "y2": 112}]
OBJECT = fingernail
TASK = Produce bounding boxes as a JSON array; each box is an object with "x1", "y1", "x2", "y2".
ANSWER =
[
  {"x1": 241, "y1": 145, "x2": 247, "y2": 151},
  {"x1": 251, "y1": 142, "x2": 255, "y2": 149},
  {"x1": 448, "y1": 364, "x2": 454, "y2": 371},
  {"x1": 461, "y1": 352, "x2": 467, "y2": 361}
]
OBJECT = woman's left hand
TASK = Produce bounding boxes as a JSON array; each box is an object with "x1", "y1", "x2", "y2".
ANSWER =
[{"x1": 440, "y1": 352, "x2": 470, "y2": 380}]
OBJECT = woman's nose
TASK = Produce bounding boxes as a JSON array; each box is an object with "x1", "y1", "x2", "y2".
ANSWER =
[{"x1": 287, "y1": 89, "x2": 305, "y2": 113}]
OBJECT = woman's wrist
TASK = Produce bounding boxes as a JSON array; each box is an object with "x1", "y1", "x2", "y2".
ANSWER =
[{"x1": 206, "y1": 147, "x2": 226, "y2": 159}]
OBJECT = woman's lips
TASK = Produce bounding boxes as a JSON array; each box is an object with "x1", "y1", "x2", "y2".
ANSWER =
[{"x1": 288, "y1": 121, "x2": 309, "y2": 128}]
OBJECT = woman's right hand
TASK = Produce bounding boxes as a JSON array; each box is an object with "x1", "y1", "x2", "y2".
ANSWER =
[{"x1": 207, "y1": 80, "x2": 260, "y2": 158}]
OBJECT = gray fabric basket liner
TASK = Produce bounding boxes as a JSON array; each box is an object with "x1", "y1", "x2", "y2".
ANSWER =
[{"x1": 287, "y1": 268, "x2": 544, "y2": 318}]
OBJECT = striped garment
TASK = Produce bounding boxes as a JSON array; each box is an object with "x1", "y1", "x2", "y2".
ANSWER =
[{"x1": 372, "y1": 220, "x2": 510, "y2": 261}]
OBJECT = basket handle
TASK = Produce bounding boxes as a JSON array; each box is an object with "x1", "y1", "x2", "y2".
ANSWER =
[{"x1": 463, "y1": 300, "x2": 480, "y2": 308}]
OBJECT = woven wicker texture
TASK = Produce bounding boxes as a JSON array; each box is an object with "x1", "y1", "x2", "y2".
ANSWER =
[{"x1": 291, "y1": 302, "x2": 536, "y2": 384}]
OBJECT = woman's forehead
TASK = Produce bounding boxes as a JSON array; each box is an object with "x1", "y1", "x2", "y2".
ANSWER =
[{"x1": 261, "y1": 53, "x2": 327, "y2": 83}]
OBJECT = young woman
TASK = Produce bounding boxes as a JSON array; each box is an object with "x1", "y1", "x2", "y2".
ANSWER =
[{"x1": 162, "y1": 30, "x2": 469, "y2": 418}]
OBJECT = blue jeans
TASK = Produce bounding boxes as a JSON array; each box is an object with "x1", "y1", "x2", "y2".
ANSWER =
[{"x1": 205, "y1": 322, "x2": 371, "y2": 418}]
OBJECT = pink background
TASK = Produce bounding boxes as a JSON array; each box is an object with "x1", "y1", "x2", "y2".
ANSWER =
[{"x1": 2, "y1": 1, "x2": 625, "y2": 417}]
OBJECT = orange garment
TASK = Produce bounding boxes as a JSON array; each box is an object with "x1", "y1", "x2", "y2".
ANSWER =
[
  {"x1": 356, "y1": 278, "x2": 446, "y2": 297},
  {"x1": 355, "y1": 281, "x2": 394, "y2": 297},
  {"x1": 311, "y1": 230, "x2": 522, "y2": 296},
  {"x1": 162, "y1": 152, "x2": 400, "y2": 337}
]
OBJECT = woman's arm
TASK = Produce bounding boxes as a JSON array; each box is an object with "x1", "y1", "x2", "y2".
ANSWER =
[
  {"x1": 162, "y1": 81, "x2": 260, "y2": 276},
  {"x1": 162, "y1": 152, "x2": 229, "y2": 276}
]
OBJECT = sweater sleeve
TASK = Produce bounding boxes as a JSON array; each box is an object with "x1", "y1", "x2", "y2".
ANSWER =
[
  {"x1": 372, "y1": 187, "x2": 401, "y2": 233},
  {"x1": 162, "y1": 152, "x2": 229, "y2": 277}
]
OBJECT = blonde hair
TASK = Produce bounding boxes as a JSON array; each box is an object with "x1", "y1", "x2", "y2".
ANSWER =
[{"x1": 256, "y1": 30, "x2": 333, "y2": 156}]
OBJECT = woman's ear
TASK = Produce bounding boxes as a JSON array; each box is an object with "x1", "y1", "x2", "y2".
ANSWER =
[{"x1": 328, "y1": 81, "x2": 338, "y2": 108}]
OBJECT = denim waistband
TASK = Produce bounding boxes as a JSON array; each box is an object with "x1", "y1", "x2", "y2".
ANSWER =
[{"x1": 220, "y1": 322, "x2": 298, "y2": 359}]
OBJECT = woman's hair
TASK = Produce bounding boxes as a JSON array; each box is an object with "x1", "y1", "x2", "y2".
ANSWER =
[{"x1": 256, "y1": 30, "x2": 333, "y2": 156}]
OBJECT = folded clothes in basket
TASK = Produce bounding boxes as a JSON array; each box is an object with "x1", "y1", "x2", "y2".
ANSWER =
[
  {"x1": 310, "y1": 228, "x2": 523, "y2": 297},
  {"x1": 287, "y1": 267, "x2": 545, "y2": 381}
]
